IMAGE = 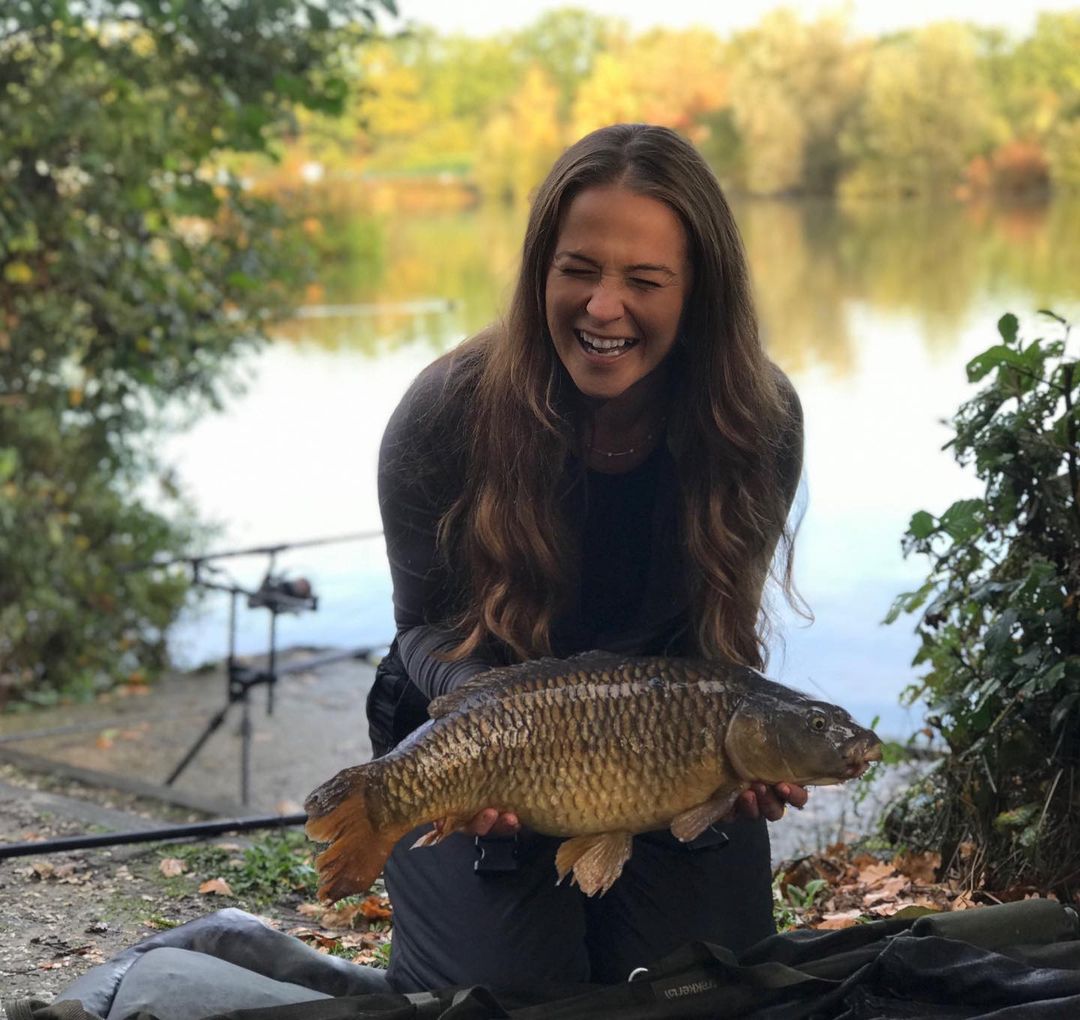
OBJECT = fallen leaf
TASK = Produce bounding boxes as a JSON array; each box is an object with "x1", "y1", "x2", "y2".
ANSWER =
[
  {"x1": 286, "y1": 927, "x2": 340, "y2": 948},
  {"x1": 894, "y1": 851, "x2": 940, "y2": 884},
  {"x1": 857, "y1": 862, "x2": 896, "y2": 888},
  {"x1": 319, "y1": 903, "x2": 365, "y2": 928},
  {"x1": 360, "y1": 895, "x2": 393, "y2": 920},
  {"x1": 863, "y1": 876, "x2": 909, "y2": 907},
  {"x1": 951, "y1": 891, "x2": 976, "y2": 911},
  {"x1": 296, "y1": 903, "x2": 324, "y2": 918},
  {"x1": 890, "y1": 903, "x2": 940, "y2": 920},
  {"x1": 816, "y1": 915, "x2": 862, "y2": 930},
  {"x1": 199, "y1": 878, "x2": 234, "y2": 897},
  {"x1": 159, "y1": 858, "x2": 187, "y2": 878}
]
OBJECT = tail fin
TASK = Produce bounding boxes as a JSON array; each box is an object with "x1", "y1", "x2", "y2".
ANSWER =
[{"x1": 304, "y1": 764, "x2": 406, "y2": 903}]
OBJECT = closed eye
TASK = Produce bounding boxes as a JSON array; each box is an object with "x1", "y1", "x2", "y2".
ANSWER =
[{"x1": 630, "y1": 277, "x2": 662, "y2": 290}]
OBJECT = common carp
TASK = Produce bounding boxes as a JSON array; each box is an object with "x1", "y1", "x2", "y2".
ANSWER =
[{"x1": 304, "y1": 652, "x2": 881, "y2": 902}]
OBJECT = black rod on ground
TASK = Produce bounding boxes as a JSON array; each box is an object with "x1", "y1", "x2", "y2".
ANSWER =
[{"x1": 0, "y1": 813, "x2": 309, "y2": 860}]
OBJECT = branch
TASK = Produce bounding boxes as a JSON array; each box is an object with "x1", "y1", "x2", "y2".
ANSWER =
[{"x1": 1062, "y1": 362, "x2": 1080, "y2": 537}]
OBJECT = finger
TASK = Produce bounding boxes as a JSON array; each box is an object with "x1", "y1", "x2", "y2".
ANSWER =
[
  {"x1": 755, "y1": 785, "x2": 787, "y2": 822},
  {"x1": 737, "y1": 788, "x2": 760, "y2": 820},
  {"x1": 778, "y1": 783, "x2": 809, "y2": 809},
  {"x1": 488, "y1": 813, "x2": 521, "y2": 838},
  {"x1": 470, "y1": 809, "x2": 498, "y2": 837}
]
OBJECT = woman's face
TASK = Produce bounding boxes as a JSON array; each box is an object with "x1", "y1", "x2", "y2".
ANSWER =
[{"x1": 544, "y1": 184, "x2": 693, "y2": 404}]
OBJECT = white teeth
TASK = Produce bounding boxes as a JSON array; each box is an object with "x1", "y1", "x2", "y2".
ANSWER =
[{"x1": 579, "y1": 331, "x2": 633, "y2": 352}]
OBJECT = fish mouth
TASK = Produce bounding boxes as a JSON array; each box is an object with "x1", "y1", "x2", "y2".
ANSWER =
[
  {"x1": 575, "y1": 329, "x2": 640, "y2": 358},
  {"x1": 843, "y1": 736, "x2": 883, "y2": 779}
]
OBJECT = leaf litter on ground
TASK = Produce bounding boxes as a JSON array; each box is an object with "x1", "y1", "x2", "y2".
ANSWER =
[{"x1": 774, "y1": 840, "x2": 1072, "y2": 932}]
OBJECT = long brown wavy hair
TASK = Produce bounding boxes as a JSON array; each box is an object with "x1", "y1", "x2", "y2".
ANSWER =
[{"x1": 436, "y1": 124, "x2": 801, "y2": 669}]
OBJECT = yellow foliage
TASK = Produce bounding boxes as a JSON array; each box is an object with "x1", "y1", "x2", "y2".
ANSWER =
[
  {"x1": 728, "y1": 9, "x2": 869, "y2": 195},
  {"x1": 478, "y1": 65, "x2": 564, "y2": 204},
  {"x1": 571, "y1": 30, "x2": 728, "y2": 140},
  {"x1": 3, "y1": 261, "x2": 34, "y2": 285}
]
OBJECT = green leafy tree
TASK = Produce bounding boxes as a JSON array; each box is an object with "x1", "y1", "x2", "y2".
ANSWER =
[
  {"x1": 887, "y1": 312, "x2": 1080, "y2": 896},
  {"x1": 0, "y1": 0, "x2": 393, "y2": 704},
  {"x1": 1021, "y1": 12, "x2": 1080, "y2": 192},
  {"x1": 510, "y1": 8, "x2": 623, "y2": 118},
  {"x1": 973, "y1": 13, "x2": 1080, "y2": 194},
  {"x1": 727, "y1": 10, "x2": 868, "y2": 195},
  {"x1": 841, "y1": 23, "x2": 993, "y2": 197},
  {"x1": 477, "y1": 65, "x2": 564, "y2": 205}
]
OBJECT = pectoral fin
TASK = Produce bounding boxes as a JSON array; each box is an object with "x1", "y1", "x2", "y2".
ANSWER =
[
  {"x1": 669, "y1": 786, "x2": 746, "y2": 842},
  {"x1": 555, "y1": 832, "x2": 633, "y2": 897},
  {"x1": 410, "y1": 815, "x2": 469, "y2": 849}
]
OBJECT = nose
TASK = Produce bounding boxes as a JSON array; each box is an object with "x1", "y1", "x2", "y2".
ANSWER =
[{"x1": 585, "y1": 276, "x2": 624, "y2": 323}]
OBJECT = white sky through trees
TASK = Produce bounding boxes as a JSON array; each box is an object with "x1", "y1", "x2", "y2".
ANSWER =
[{"x1": 391, "y1": 0, "x2": 1080, "y2": 38}]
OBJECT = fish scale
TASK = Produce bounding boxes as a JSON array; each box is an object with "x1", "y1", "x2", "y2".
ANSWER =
[{"x1": 304, "y1": 652, "x2": 882, "y2": 901}]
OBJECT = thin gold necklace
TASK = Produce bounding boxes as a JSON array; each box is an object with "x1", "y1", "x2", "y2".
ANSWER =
[{"x1": 588, "y1": 417, "x2": 667, "y2": 459}]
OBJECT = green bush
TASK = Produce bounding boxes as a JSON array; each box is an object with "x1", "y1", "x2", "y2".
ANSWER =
[
  {"x1": 887, "y1": 311, "x2": 1080, "y2": 896},
  {"x1": 0, "y1": 0, "x2": 394, "y2": 704}
]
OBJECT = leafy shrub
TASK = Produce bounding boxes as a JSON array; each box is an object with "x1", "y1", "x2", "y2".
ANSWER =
[
  {"x1": 0, "y1": 0, "x2": 394, "y2": 704},
  {"x1": 887, "y1": 311, "x2": 1080, "y2": 896}
]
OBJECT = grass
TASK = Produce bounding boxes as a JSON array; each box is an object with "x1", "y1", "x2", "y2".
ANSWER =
[{"x1": 160, "y1": 829, "x2": 319, "y2": 906}]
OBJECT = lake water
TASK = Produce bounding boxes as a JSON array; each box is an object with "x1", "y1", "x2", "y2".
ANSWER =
[{"x1": 164, "y1": 197, "x2": 1080, "y2": 740}]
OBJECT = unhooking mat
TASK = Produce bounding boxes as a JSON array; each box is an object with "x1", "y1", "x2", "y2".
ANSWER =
[{"x1": 5, "y1": 899, "x2": 1080, "y2": 1020}]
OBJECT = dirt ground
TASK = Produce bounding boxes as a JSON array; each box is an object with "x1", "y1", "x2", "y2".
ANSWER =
[
  {"x1": 0, "y1": 652, "x2": 908, "y2": 1004},
  {"x1": 0, "y1": 653, "x2": 381, "y2": 1002}
]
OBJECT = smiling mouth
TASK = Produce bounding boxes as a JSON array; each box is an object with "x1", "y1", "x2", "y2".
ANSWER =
[{"x1": 576, "y1": 330, "x2": 639, "y2": 357}]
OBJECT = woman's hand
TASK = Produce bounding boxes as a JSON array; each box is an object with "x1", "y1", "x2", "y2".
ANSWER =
[
  {"x1": 464, "y1": 808, "x2": 521, "y2": 838},
  {"x1": 733, "y1": 782, "x2": 808, "y2": 822}
]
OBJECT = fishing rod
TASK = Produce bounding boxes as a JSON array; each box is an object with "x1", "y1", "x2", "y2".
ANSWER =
[
  {"x1": 0, "y1": 813, "x2": 308, "y2": 861},
  {"x1": 129, "y1": 530, "x2": 384, "y2": 573}
]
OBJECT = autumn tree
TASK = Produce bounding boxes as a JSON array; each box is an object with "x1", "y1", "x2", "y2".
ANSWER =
[
  {"x1": 570, "y1": 27, "x2": 728, "y2": 143},
  {"x1": 1011, "y1": 12, "x2": 1080, "y2": 192},
  {"x1": 727, "y1": 10, "x2": 868, "y2": 195},
  {"x1": 841, "y1": 23, "x2": 993, "y2": 197},
  {"x1": 477, "y1": 65, "x2": 564, "y2": 204},
  {"x1": 509, "y1": 8, "x2": 623, "y2": 118}
]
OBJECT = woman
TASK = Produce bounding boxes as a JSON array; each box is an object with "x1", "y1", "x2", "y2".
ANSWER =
[{"x1": 368, "y1": 123, "x2": 807, "y2": 994}]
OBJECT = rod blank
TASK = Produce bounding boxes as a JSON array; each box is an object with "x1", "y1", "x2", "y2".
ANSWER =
[{"x1": 0, "y1": 812, "x2": 308, "y2": 860}]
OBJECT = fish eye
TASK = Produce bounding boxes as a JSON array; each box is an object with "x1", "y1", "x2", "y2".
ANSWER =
[{"x1": 810, "y1": 714, "x2": 827, "y2": 731}]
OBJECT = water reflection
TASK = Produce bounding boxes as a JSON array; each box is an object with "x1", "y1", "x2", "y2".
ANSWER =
[
  {"x1": 737, "y1": 199, "x2": 855, "y2": 374},
  {"x1": 278, "y1": 196, "x2": 1080, "y2": 370},
  {"x1": 273, "y1": 206, "x2": 527, "y2": 352}
]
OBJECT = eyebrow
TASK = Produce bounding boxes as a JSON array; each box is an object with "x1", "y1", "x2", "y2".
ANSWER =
[{"x1": 553, "y1": 250, "x2": 678, "y2": 278}]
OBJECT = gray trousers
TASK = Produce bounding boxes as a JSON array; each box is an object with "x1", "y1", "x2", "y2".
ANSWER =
[
  {"x1": 101, "y1": 948, "x2": 330, "y2": 1020},
  {"x1": 53, "y1": 909, "x2": 391, "y2": 1020}
]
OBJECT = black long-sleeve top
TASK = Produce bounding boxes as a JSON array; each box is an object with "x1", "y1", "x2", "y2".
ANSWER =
[{"x1": 378, "y1": 354, "x2": 803, "y2": 703}]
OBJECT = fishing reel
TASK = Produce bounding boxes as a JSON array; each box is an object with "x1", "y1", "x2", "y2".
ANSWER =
[{"x1": 246, "y1": 572, "x2": 318, "y2": 614}]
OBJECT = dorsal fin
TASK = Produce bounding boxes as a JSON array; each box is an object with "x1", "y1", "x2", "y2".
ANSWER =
[{"x1": 427, "y1": 650, "x2": 636, "y2": 720}]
